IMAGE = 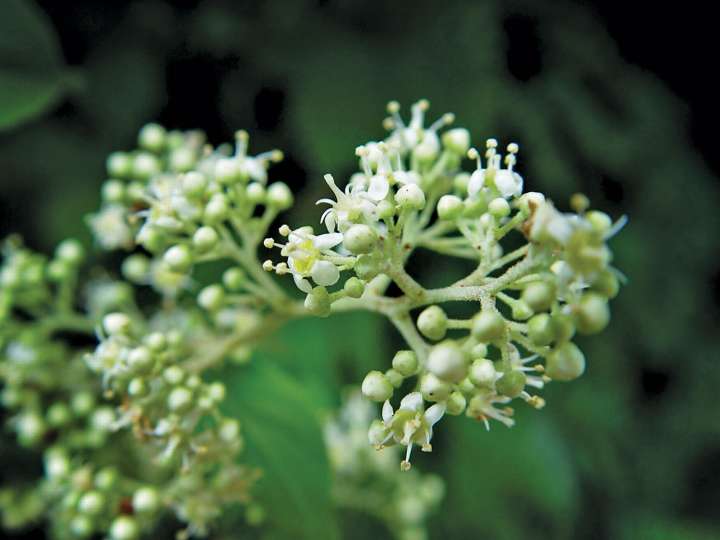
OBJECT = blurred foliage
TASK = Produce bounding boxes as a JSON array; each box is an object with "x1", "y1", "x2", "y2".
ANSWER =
[{"x1": 1, "y1": 0, "x2": 719, "y2": 539}]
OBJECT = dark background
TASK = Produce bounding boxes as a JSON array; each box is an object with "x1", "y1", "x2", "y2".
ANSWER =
[{"x1": 1, "y1": 1, "x2": 719, "y2": 539}]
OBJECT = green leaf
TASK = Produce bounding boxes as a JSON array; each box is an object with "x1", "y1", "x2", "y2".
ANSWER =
[
  {"x1": 220, "y1": 360, "x2": 340, "y2": 540},
  {"x1": 0, "y1": 0, "x2": 66, "y2": 130}
]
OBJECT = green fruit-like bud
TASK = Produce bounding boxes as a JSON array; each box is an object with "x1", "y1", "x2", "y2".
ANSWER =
[
  {"x1": 385, "y1": 369, "x2": 404, "y2": 388},
  {"x1": 495, "y1": 370, "x2": 526, "y2": 398},
  {"x1": 56, "y1": 239, "x2": 85, "y2": 265},
  {"x1": 376, "y1": 199, "x2": 395, "y2": 219},
  {"x1": 453, "y1": 172, "x2": 470, "y2": 195},
  {"x1": 192, "y1": 226, "x2": 219, "y2": 252},
  {"x1": 591, "y1": 269, "x2": 620, "y2": 299},
  {"x1": 573, "y1": 293, "x2": 610, "y2": 334},
  {"x1": 343, "y1": 277, "x2": 365, "y2": 298},
  {"x1": 78, "y1": 491, "x2": 105, "y2": 515},
  {"x1": 488, "y1": 197, "x2": 511, "y2": 218},
  {"x1": 545, "y1": 342, "x2": 585, "y2": 381},
  {"x1": 205, "y1": 194, "x2": 230, "y2": 223},
  {"x1": 471, "y1": 343, "x2": 488, "y2": 359},
  {"x1": 354, "y1": 254, "x2": 382, "y2": 280},
  {"x1": 437, "y1": 195, "x2": 464, "y2": 220},
  {"x1": 107, "y1": 152, "x2": 132, "y2": 178},
  {"x1": 468, "y1": 358, "x2": 496, "y2": 388},
  {"x1": 511, "y1": 300, "x2": 534, "y2": 321},
  {"x1": 304, "y1": 286, "x2": 332, "y2": 317},
  {"x1": 361, "y1": 370, "x2": 394, "y2": 402},
  {"x1": 521, "y1": 281, "x2": 556, "y2": 312},
  {"x1": 343, "y1": 224, "x2": 378, "y2": 254},
  {"x1": 132, "y1": 152, "x2": 160, "y2": 180},
  {"x1": 427, "y1": 341, "x2": 468, "y2": 383},
  {"x1": 110, "y1": 516, "x2": 139, "y2": 540},
  {"x1": 420, "y1": 373, "x2": 452, "y2": 402},
  {"x1": 417, "y1": 305, "x2": 448, "y2": 341},
  {"x1": 471, "y1": 310, "x2": 506, "y2": 342},
  {"x1": 167, "y1": 387, "x2": 193, "y2": 412},
  {"x1": 446, "y1": 391, "x2": 467, "y2": 415},
  {"x1": 566, "y1": 229, "x2": 610, "y2": 275},
  {"x1": 133, "y1": 486, "x2": 160, "y2": 514},
  {"x1": 94, "y1": 467, "x2": 119, "y2": 490},
  {"x1": 527, "y1": 313, "x2": 556, "y2": 346},
  {"x1": 267, "y1": 182, "x2": 294, "y2": 210},
  {"x1": 395, "y1": 183, "x2": 426, "y2": 210},
  {"x1": 47, "y1": 403, "x2": 72, "y2": 427},
  {"x1": 551, "y1": 312, "x2": 576, "y2": 343},
  {"x1": 392, "y1": 350, "x2": 418, "y2": 376},
  {"x1": 101, "y1": 179, "x2": 125, "y2": 203},
  {"x1": 223, "y1": 267, "x2": 246, "y2": 291},
  {"x1": 198, "y1": 284, "x2": 225, "y2": 311},
  {"x1": 127, "y1": 346, "x2": 153, "y2": 372},
  {"x1": 138, "y1": 123, "x2": 166, "y2": 152},
  {"x1": 442, "y1": 128, "x2": 471, "y2": 155},
  {"x1": 182, "y1": 172, "x2": 207, "y2": 198},
  {"x1": 163, "y1": 245, "x2": 193, "y2": 271},
  {"x1": 122, "y1": 254, "x2": 150, "y2": 283},
  {"x1": 585, "y1": 210, "x2": 612, "y2": 235},
  {"x1": 463, "y1": 196, "x2": 487, "y2": 218}
]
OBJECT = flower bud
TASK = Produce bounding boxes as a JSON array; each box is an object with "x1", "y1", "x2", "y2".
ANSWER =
[
  {"x1": 138, "y1": 123, "x2": 166, "y2": 152},
  {"x1": 219, "y1": 418, "x2": 241, "y2": 442},
  {"x1": 392, "y1": 350, "x2": 418, "y2": 377},
  {"x1": 376, "y1": 199, "x2": 395, "y2": 219},
  {"x1": 246, "y1": 182, "x2": 266, "y2": 204},
  {"x1": 527, "y1": 313, "x2": 555, "y2": 346},
  {"x1": 343, "y1": 277, "x2": 365, "y2": 298},
  {"x1": 223, "y1": 267, "x2": 246, "y2": 290},
  {"x1": 205, "y1": 194, "x2": 230, "y2": 223},
  {"x1": 128, "y1": 346, "x2": 153, "y2": 372},
  {"x1": 395, "y1": 183, "x2": 426, "y2": 210},
  {"x1": 463, "y1": 195, "x2": 488, "y2": 218},
  {"x1": 471, "y1": 310, "x2": 506, "y2": 342},
  {"x1": 585, "y1": 210, "x2": 612, "y2": 234},
  {"x1": 453, "y1": 172, "x2": 470, "y2": 195},
  {"x1": 311, "y1": 260, "x2": 340, "y2": 287},
  {"x1": 361, "y1": 371, "x2": 394, "y2": 402},
  {"x1": 385, "y1": 368, "x2": 404, "y2": 388},
  {"x1": 427, "y1": 341, "x2": 468, "y2": 382},
  {"x1": 107, "y1": 152, "x2": 132, "y2": 178},
  {"x1": 442, "y1": 128, "x2": 471, "y2": 155},
  {"x1": 304, "y1": 286, "x2": 332, "y2": 317},
  {"x1": 192, "y1": 226, "x2": 219, "y2": 253},
  {"x1": 215, "y1": 158, "x2": 240, "y2": 184},
  {"x1": 471, "y1": 343, "x2": 488, "y2": 359},
  {"x1": 122, "y1": 254, "x2": 150, "y2": 283},
  {"x1": 495, "y1": 370, "x2": 526, "y2": 398},
  {"x1": 420, "y1": 372, "x2": 452, "y2": 402},
  {"x1": 488, "y1": 197, "x2": 510, "y2": 218},
  {"x1": 168, "y1": 387, "x2": 193, "y2": 412},
  {"x1": 591, "y1": 269, "x2": 620, "y2": 299},
  {"x1": 511, "y1": 300, "x2": 534, "y2": 321},
  {"x1": 551, "y1": 312, "x2": 576, "y2": 343},
  {"x1": 163, "y1": 245, "x2": 193, "y2": 271},
  {"x1": 103, "y1": 312, "x2": 131, "y2": 335},
  {"x1": 267, "y1": 182, "x2": 294, "y2": 210},
  {"x1": 170, "y1": 147, "x2": 196, "y2": 172},
  {"x1": 133, "y1": 486, "x2": 160, "y2": 514},
  {"x1": 128, "y1": 377, "x2": 148, "y2": 397},
  {"x1": 546, "y1": 342, "x2": 585, "y2": 381},
  {"x1": 437, "y1": 195, "x2": 463, "y2": 220},
  {"x1": 78, "y1": 491, "x2": 105, "y2": 515},
  {"x1": 132, "y1": 152, "x2": 160, "y2": 180},
  {"x1": 198, "y1": 284, "x2": 225, "y2": 311},
  {"x1": 354, "y1": 254, "x2": 382, "y2": 280},
  {"x1": 182, "y1": 172, "x2": 207, "y2": 198},
  {"x1": 343, "y1": 224, "x2": 377, "y2": 254},
  {"x1": 573, "y1": 293, "x2": 610, "y2": 335},
  {"x1": 47, "y1": 403, "x2": 72, "y2": 427},
  {"x1": 110, "y1": 516, "x2": 139, "y2": 540},
  {"x1": 417, "y1": 305, "x2": 448, "y2": 341},
  {"x1": 521, "y1": 281, "x2": 556, "y2": 312},
  {"x1": 468, "y1": 358, "x2": 496, "y2": 388},
  {"x1": 446, "y1": 390, "x2": 467, "y2": 415}
]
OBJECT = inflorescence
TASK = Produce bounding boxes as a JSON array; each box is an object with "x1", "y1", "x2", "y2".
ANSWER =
[{"x1": 0, "y1": 100, "x2": 625, "y2": 538}]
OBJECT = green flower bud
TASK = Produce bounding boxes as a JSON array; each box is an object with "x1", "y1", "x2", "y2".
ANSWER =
[
  {"x1": 546, "y1": 342, "x2": 585, "y2": 381},
  {"x1": 246, "y1": 182, "x2": 266, "y2": 204},
  {"x1": 446, "y1": 390, "x2": 467, "y2": 416},
  {"x1": 267, "y1": 182, "x2": 294, "y2": 210},
  {"x1": 585, "y1": 210, "x2": 612, "y2": 235},
  {"x1": 471, "y1": 310, "x2": 506, "y2": 342},
  {"x1": 551, "y1": 312, "x2": 576, "y2": 343},
  {"x1": 133, "y1": 487, "x2": 160, "y2": 514},
  {"x1": 354, "y1": 254, "x2": 382, "y2": 281},
  {"x1": 182, "y1": 172, "x2": 207, "y2": 198},
  {"x1": 198, "y1": 284, "x2": 225, "y2": 311},
  {"x1": 223, "y1": 267, "x2": 246, "y2": 291},
  {"x1": 17, "y1": 412, "x2": 45, "y2": 445},
  {"x1": 56, "y1": 239, "x2": 85, "y2": 266},
  {"x1": 495, "y1": 370, "x2": 526, "y2": 398},
  {"x1": 392, "y1": 350, "x2": 418, "y2": 377},
  {"x1": 71, "y1": 392, "x2": 95, "y2": 416},
  {"x1": 395, "y1": 183, "x2": 426, "y2": 210},
  {"x1": 527, "y1": 313, "x2": 556, "y2": 346},
  {"x1": 427, "y1": 341, "x2": 468, "y2": 383},
  {"x1": 163, "y1": 366, "x2": 185, "y2": 385},
  {"x1": 110, "y1": 516, "x2": 139, "y2": 540},
  {"x1": 128, "y1": 377, "x2": 148, "y2": 397},
  {"x1": 488, "y1": 197, "x2": 510, "y2": 218},
  {"x1": 442, "y1": 128, "x2": 471, "y2": 155},
  {"x1": 138, "y1": 123, "x2": 166, "y2": 152},
  {"x1": 219, "y1": 418, "x2": 241, "y2": 443},
  {"x1": 437, "y1": 195, "x2": 463, "y2": 220},
  {"x1": 94, "y1": 467, "x2": 119, "y2": 490},
  {"x1": 168, "y1": 387, "x2": 193, "y2": 412},
  {"x1": 47, "y1": 259, "x2": 71, "y2": 282},
  {"x1": 591, "y1": 269, "x2": 620, "y2": 299},
  {"x1": 573, "y1": 292, "x2": 610, "y2": 334},
  {"x1": 343, "y1": 276, "x2": 365, "y2": 298},
  {"x1": 144, "y1": 332, "x2": 167, "y2": 352},
  {"x1": 132, "y1": 152, "x2": 161, "y2": 180},
  {"x1": 215, "y1": 158, "x2": 240, "y2": 184},
  {"x1": 343, "y1": 224, "x2": 377, "y2": 254},
  {"x1": 468, "y1": 358, "x2": 496, "y2": 388},
  {"x1": 70, "y1": 515, "x2": 93, "y2": 538},
  {"x1": 420, "y1": 372, "x2": 452, "y2": 402},
  {"x1": 103, "y1": 312, "x2": 131, "y2": 335},
  {"x1": 385, "y1": 368, "x2": 404, "y2": 388},
  {"x1": 137, "y1": 226, "x2": 165, "y2": 253},
  {"x1": 102, "y1": 179, "x2": 125, "y2": 203},
  {"x1": 361, "y1": 370, "x2": 394, "y2": 402},
  {"x1": 163, "y1": 244, "x2": 193, "y2": 271},
  {"x1": 128, "y1": 346, "x2": 153, "y2": 372},
  {"x1": 453, "y1": 172, "x2": 470, "y2": 195},
  {"x1": 205, "y1": 194, "x2": 230, "y2": 223},
  {"x1": 122, "y1": 254, "x2": 150, "y2": 283},
  {"x1": 107, "y1": 151, "x2": 132, "y2": 178},
  {"x1": 463, "y1": 195, "x2": 488, "y2": 218},
  {"x1": 511, "y1": 300, "x2": 534, "y2": 321},
  {"x1": 78, "y1": 491, "x2": 105, "y2": 515},
  {"x1": 47, "y1": 403, "x2": 72, "y2": 427},
  {"x1": 304, "y1": 286, "x2": 332, "y2": 317},
  {"x1": 192, "y1": 226, "x2": 219, "y2": 253},
  {"x1": 471, "y1": 343, "x2": 488, "y2": 359},
  {"x1": 376, "y1": 199, "x2": 395, "y2": 219},
  {"x1": 566, "y1": 229, "x2": 610, "y2": 275},
  {"x1": 521, "y1": 281, "x2": 556, "y2": 312},
  {"x1": 417, "y1": 305, "x2": 448, "y2": 341}
]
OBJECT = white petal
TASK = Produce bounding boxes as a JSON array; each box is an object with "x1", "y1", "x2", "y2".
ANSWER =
[
  {"x1": 313, "y1": 233, "x2": 343, "y2": 250},
  {"x1": 311, "y1": 260, "x2": 340, "y2": 286},
  {"x1": 293, "y1": 274, "x2": 313, "y2": 293},
  {"x1": 399, "y1": 392, "x2": 424, "y2": 412},
  {"x1": 367, "y1": 175, "x2": 390, "y2": 201},
  {"x1": 424, "y1": 403, "x2": 446, "y2": 426},
  {"x1": 467, "y1": 169, "x2": 485, "y2": 196},
  {"x1": 495, "y1": 170, "x2": 523, "y2": 198},
  {"x1": 382, "y1": 400, "x2": 394, "y2": 423}
]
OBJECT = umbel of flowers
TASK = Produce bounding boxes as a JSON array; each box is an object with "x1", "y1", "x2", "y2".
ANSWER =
[{"x1": 0, "y1": 100, "x2": 624, "y2": 538}]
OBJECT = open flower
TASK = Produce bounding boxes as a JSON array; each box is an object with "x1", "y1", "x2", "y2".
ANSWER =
[
  {"x1": 378, "y1": 392, "x2": 446, "y2": 470},
  {"x1": 467, "y1": 140, "x2": 523, "y2": 199},
  {"x1": 316, "y1": 174, "x2": 379, "y2": 233}
]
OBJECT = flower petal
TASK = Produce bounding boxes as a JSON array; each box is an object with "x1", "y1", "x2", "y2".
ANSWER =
[
  {"x1": 424, "y1": 403, "x2": 446, "y2": 426},
  {"x1": 467, "y1": 169, "x2": 485, "y2": 196},
  {"x1": 367, "y1": 174, "x2": 390, "y2": 201},
  {"x1": 399, "y1": 392, "x2": 424, "y2": 412},
  {"x1": 293, "y1": 274, "x2": 313, "y2": 293},
  {"x1": 313, "y1": 233, "x2": 343, "y2": 250},
  {"x1": 311, "y1": 260, "x2": 340, "y2": 286},
  {"x1": 382, "y1": 400, "x2": 394, "y2": 423}
]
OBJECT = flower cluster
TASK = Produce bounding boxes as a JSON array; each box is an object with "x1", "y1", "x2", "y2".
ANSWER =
[{"x1": 264, "y1": 100, "x2": 625, "y2": 469}]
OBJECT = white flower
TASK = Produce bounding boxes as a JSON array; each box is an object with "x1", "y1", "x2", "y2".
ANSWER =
[
  {"x1": 529, "y1": 201, "x2": 574, "y2": 245},
  {"x1": 379, "y1": 392, "x2": 446, "y2": 470},
  {"x1": 277, "y1": 226, "x2": 344, "y2": 292},
  {"x1": 466, "y1": 389, "x2": 515, "y2": 430},
  {"x1": 384, "y1": 99, "x2": 454, "y2": 154},
  {"x1": 316, "y1": 174, "x2": 378, "y2": 233},
  {"x1": 467, "y1": 140, "x2": 524, "y2": 199},
  {"x1": 88, "y1": 205, "x2": 133, "y2": 250}
]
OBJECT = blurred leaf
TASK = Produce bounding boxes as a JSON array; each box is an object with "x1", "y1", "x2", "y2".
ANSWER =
[
  {"x1": 220, "y1": 360, "x2": 339, "y2": 540},
  {"x1": 0, "y1": 0, "x2": 65, "y2": 130}
]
